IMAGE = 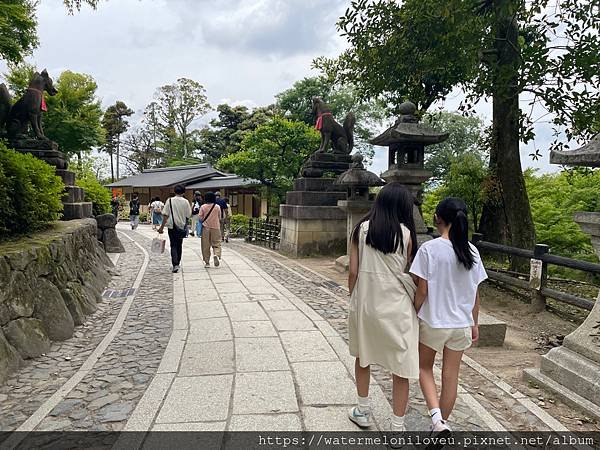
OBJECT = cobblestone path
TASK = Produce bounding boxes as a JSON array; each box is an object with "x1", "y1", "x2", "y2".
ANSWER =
[{"x1": 0, "y1": 225, "x2": 572, "y2": 446}]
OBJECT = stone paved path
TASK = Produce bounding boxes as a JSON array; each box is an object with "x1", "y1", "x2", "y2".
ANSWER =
[{"x1": 1, "y1": 224, "x2": 573, "y2": 446}]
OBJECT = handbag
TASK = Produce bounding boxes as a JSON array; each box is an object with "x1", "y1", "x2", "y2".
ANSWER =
[
  {"x1": 169, "y1": 198, "x2": 188, "y2": 239},
  {"x1": 196, "y1": 203, "x2": 217, "y2": 238},
  {"x1": 151, "y1": 234, "x2": 166, "y2": 254}
]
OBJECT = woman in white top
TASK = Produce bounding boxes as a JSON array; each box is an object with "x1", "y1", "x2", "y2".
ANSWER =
[
  {"x1": 347, "y1": 182, "x2": 419, "y2": 433},
  {"x1": 409, "y1": 197, "x2": 487, "y2": 435}
]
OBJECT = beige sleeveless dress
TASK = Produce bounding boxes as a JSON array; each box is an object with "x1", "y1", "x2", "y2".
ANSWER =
[{"x1": 348, "y1": 221, "x2": 419, "y2": 379}]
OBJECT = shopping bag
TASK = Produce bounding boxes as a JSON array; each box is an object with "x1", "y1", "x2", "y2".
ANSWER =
[
  {"x1": 151, "y1": 235, "x2": 166, "y2": 254},
  {"x1": 196, "y1": 219, "x2": 203, "y2": 238}
]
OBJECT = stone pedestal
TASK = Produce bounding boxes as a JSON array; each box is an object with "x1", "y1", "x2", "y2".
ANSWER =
[
  {"x1": 524, "y1": 212, "x2": 600, "y2": 420},
  {"x1": 11, "y1": 139, "x2": 92, "y2": 220},
  {"x1": 335, "y1": 199, "x2": 373, "y2": 272},
  {"x1": 280, "y1": 177, "x2": 348, "y2": 257},
  {"x1": 381, "y1": 167, "x2": 432, "y2": 243}
]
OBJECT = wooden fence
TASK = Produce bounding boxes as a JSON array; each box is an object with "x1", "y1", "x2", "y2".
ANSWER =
[
  {"x1": 472, "y1": 233, "x2": 600, "y2": 311},
  {"x1": 246, "y1": 218, "x2": 281, "y2": 250}
]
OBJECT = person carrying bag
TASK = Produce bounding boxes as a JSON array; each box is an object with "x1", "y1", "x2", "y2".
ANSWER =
[{"x1": 158, "y1": 185, "x2": 191, "y2": 273}]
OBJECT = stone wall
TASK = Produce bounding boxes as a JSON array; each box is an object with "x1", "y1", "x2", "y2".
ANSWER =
[{"x1": 0, "y1": 219, "x2": 113, "y2": 383}]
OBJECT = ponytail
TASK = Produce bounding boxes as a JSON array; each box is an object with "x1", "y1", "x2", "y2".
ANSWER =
[{"x1": 436, "y1": 198, "x2": 475, "y2": 270}]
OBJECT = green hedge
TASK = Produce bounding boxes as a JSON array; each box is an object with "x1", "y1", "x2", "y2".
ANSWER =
[
  {"x1": 0, "y1": 143, "x2": 64, "y2": 236},
  {"x1": 75, "y1": 174, "x2": 111, "y2": 216},
  {"x1": 230, "y1": 214, "x2": 249, "y2": 237}
]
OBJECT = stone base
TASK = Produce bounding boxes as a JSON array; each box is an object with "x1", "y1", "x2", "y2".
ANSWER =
[
  {"x1": 534, "y1": 346, "x2": 599, "y2": 405},
  {"x1": 63, "y1": 186, "x2": 84, "y2": 203},
  {"x1": 56, "y1": 169, "x2": 76, "y2": 186},
  {"x1": 523, "y1": 368, "x2": 600, "y2": 422},
  {"x1": 301, "y1": 153, "x2": 353, "y2": 178},
  {"x1": 63, "y1": 202, "x2": 93, "y2": 220},
  {"x1": 335, "y1": 255, "x2": 349, "y2": 273},
  {"x1": 280, "y1": 211, "x2": 347, "y2": 257},
  {"x1": 474, "y1": 313, "x2": 507, "y2": 347}
]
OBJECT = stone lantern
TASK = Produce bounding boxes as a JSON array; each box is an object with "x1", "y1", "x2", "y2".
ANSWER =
[
  {"x1": 370, "y1": 101, "x2": 449, "y2": 242},
  {"x1": 334, "y1": 154, "x2": 385, "y2": 271},
  {"x1": 524, "y1": 134, "x2": 600, "y2": 419}
]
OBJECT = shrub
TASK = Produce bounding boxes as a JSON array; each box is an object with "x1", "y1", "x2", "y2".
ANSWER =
[
  {"x1": 75, "y1": 174, "x2": 111, "y2": 216},
  {"x1": 0, "y1": 143, "x2": 64, "y2": 236},
  {"x1": 230, "y1": 214, "x2": 249, "y2": 237}
]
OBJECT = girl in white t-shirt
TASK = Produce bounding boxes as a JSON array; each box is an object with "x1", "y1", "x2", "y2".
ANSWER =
[{"x1": 409, "y1": 197, "x2": 487, "y2": 435}]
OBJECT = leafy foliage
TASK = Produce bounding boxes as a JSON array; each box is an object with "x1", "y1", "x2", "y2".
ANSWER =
[
  {"x1": 0, "y1": 1, "x2": 38, "y2": 64},
  {"x1": 101, "y1": 101, "x2": 134, "y2": 181},
  {"x1": 72, "y1": 157, "x2": 111, "y2": 216},
  {"x1": 423, "y1": 112, "x2": 488, "y2": 184},
  {"x1": 230, "y1": 214, "x2": 250, "y2": 237},
  {"x1": 525, "y1": 169, "x2": 599, "y2": 259},
  {"x1": 0, "y1": 142, "x2": 64, "y2": 236},
  {"x1": 0, "y1": 0, "x2": 100, "y2": 64},
  {"x1": 217, "y1": 117, "x2": 320, "y2": 211},
  {"x1": 153, "y1": 78, "x2": 211, "y2": 158}
]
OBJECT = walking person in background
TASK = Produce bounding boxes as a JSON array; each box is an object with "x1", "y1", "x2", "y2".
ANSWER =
[
  {"x1": 190, "y1": 191, "x2": 203, "y2": 237},
  {"x1": 215, "y1": 191, "x2": 229, "y2": 242},
  {"x1": 158, "y1": 185, "x2": 191, "y2": 273},
  {"x1": 221, "y1": 197, "x2": 232, "y2": 243},
  {"x1": 409, "y1": 197, "x2": 487, "y2": 437},
  {"x1": 347, "y1": 182, "x2": 419, "y2": 436},
  {"x1": 151, "y1": 197, "x2": 164, "y2": 231},
  {"x1": 111, "y1": 195, "x2": 120, "y2": 219},
  {"x1": 199, "y1": 191, "x2": 222, "y2": 268},
  {"x1": 129, "y1": 193, "x2": 140, "y2": 230}
]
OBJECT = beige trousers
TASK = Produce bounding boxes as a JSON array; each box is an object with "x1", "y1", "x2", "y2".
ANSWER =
[{"x1": 201, "y1": 227, "x2": 222, "y2": 263}]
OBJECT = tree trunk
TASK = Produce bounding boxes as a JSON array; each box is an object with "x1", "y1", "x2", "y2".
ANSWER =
[
  {"x1": 481, "y1": 0, "x2": 536, "y2": 271},
  {"x1": 116, "y1": 135, "x2": 120, "y2": 180},
  {"x1": 109, "y1": 150, "x2": 115, "y2": 183}
]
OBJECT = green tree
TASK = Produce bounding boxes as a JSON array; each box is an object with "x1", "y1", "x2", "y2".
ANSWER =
[
  {"x1": 423, "y1": 111, "x2": 487, "y2": 184},
  {"x1": 101, "y1": 101, "x2": 133, "y2": 182},
  {"x1": 0, "y1": 0, "x2": 100, "y2": 64},
  {"x1": 217, "y1": 117, "x2": 320, "y2": 214},
  {"x1": 154, "y1": 78, "x2": 210, "y2": 159},
  {"x1": 319, "y1": 0, "x2": 600, "y2": 259},
  {"x1": 197, "y1": 104, "x2": 275, "y2": 164}
]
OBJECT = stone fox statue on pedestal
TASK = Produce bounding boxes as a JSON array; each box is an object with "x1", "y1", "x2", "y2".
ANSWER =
[
  {"x1": 312, "y1": 97, "x2": 355, "y2": 154},
  {"x1": 0, "y1": 69, "x2": 58, "y2": 140}
]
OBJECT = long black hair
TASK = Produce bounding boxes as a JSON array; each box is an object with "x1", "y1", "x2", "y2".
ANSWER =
[
  {"x1": 435, "y1": 197, "x2": 475, "y2": 270},
  {"x1": 352, "y1": 182, "x2": 418, "y2": 258}
]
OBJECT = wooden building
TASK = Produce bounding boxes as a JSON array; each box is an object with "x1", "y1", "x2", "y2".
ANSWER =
[{"x1": 106, "y1": 164, "x2": 265, "y2": 217}]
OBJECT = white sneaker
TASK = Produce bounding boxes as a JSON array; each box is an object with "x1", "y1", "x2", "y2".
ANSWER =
[
  {"x1": 426, "y1": 420, "x2": 452, "y2": 450},
  {"x1": 348, "y1": 406, "x2": 373, "y2": 428},
  {"x1": 387, "y1": 421, "x2": 406, "y2": 449},
  {"x1": 214, "y1": 255, "x2": 220, "y2": 267},
  {"x1": 205, "y1": 262, "x2": 210, "y2": 268}
]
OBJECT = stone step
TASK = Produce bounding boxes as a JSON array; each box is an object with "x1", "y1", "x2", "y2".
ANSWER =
[
  {"x1": 523, "y1": 368, "x2": 600, "y2": 422},
  {"x1": 63, "y1": 202, "x2": 93, "y2": 220},
  {"x1": 285, "y1": 191, "x2": 347, "y2": 207},
  {"x1": 56, "y1": 169, "x2": 76, "y2": 186},
  {"x1": 63, "y1": 186, "x2": 84, "y2": 203},
  {"x1": 294, "y1": 177, "x2": 345, "y2": 192},
  {"x1": 474, "y1": 312, "x2": 507, "y2": 347},
  {"x1": 538, "y1": 346, "x2": 600, "y2": 406}
]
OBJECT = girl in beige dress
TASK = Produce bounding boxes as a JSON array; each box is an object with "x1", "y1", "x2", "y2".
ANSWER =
[{"x1": 348, "y1": 182, "x2": 419, "y2": 433}]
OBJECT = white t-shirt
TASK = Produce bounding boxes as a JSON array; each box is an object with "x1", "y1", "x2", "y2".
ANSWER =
[
  {"x1": 409, "y1": 238, "x2": 487, "y2": 328},
  {"x1": 163, "y1": 196, "x2": 191, "y2": 230},
  {"x1": 151, "y1": 200, "x2": 164, "y2": 213}
]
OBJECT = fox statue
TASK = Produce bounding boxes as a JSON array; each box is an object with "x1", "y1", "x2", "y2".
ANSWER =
[{"x1": 0, "y1": 69, "x2": 58, "y2": 140}]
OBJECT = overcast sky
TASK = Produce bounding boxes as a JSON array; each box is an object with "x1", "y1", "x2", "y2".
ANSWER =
[{"x1": 0, "y1": 0, "x2": 561, "y2": 175}]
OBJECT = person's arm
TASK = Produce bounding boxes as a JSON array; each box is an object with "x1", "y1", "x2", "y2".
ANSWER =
[
  {"x1": 414, "y1": 277, "x2": 428, "y2": 312},
  {"x1": 198, "y1": 204, "x2": 206, "y2": 221},
  {"x1": 348, "y1": 240, "x2": 359, "y2": 295},
  {"x1": 472, "y1": 289, "x2": 480, "y2": 342}
]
